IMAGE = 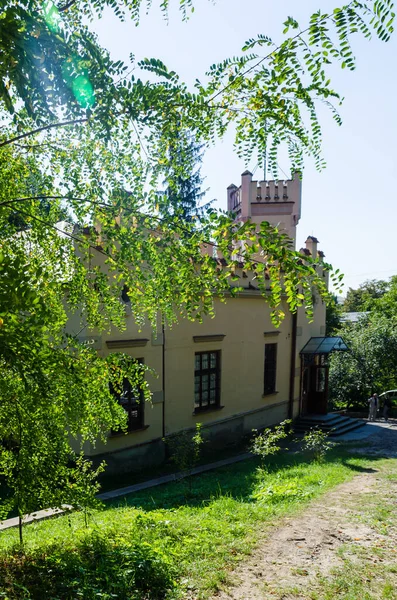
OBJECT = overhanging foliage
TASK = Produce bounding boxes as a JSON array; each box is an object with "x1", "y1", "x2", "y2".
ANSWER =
[{"x1": 0, "y1": 0, "x2": 394, "y2": 533}]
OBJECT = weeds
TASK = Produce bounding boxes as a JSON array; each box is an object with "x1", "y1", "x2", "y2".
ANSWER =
[
  {"x1": 250, "y1": 420, "x2": 292, "y2": 467},
  {"x1": 0, "y1": 530, "x2": 176, "y2": 600},
  {"x1": 302, "y1": 427, "x2": 334, "y2": 462},
  {"x1": 164, "y1": 423, "x2": 204, "y2": 494}
]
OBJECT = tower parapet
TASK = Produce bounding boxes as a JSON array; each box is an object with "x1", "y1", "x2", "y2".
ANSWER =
[{"x1": 227, "y1": 170, "x2": 302, "y2": 246}]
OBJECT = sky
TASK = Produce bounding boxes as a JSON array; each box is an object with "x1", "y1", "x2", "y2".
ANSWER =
[{"x1": 91, "y1": 0, "x2": 397, "y2": 294}]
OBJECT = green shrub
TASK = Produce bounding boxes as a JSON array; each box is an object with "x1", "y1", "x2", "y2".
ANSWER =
[
  {"x1": 164, "y1": 423, "x2": 204, "y2": 493},
  {"x1": 0, "y1": 530, "x2": 176, "y2": 599},
  {"x1": 250, "y1": 420, "x2": 292, "y2": 467},
  {"x1": 165, "y1": 423, "x2": 204, "y2": 473},
  {"x1": 302, "y1": 428, "x2": 334, "y2": 462}
]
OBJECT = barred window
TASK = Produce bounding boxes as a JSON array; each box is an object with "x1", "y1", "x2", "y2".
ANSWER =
[{"x1": 194, "y1": 351, "x2": 221, "y2": 412}]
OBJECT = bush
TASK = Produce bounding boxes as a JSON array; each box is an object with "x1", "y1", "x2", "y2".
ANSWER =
[
  {"x1": 165, "y1": 423, "x2": 204, "y2": 473},
  {"x1": 164, "y1": 423, "x2": 204, "y2": 493},
  {"x1": 0, "y1": 530, "x2": 176, "y2": 599},
  {"x1": 250, "y1": 420, "x2": 292, "y2": 467},
  {"x1": 301, "y1": 428, "x2": 334, "y2": 462}
]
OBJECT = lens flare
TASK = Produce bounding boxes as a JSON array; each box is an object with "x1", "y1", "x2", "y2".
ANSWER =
[
  {"x1": 72, "y1": 74, "x2": 95, "y2": 109},
  {"x1": 62, "y1": 58, "x2": 95, "y2": 108},
  {"x1": 42, "y1": 0, "x2": 62, "y2": 33},
  {"x1": 43, "y1": 2, "x2": 96, "y2": 109}
]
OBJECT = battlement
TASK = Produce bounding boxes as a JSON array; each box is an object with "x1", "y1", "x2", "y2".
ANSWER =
[{"x1": 227, "y1": 170, "x2": 302, "y2": 244}]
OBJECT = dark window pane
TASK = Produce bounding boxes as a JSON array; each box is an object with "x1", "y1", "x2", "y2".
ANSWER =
[
  {"x1": 110, "y1": 359, "x2": 145, "y2": 433},
  {"x1": 264, "y1": 343, "x2": 277, "y2": 395},
  {"x1": 316, "y1": 368, "x2": 326, "y2": 392},
  {"x1": 202, "y1": 374, "x2": 208, "y2": 391}
]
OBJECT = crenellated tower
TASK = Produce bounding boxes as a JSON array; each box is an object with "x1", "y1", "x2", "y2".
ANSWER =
[{"x1": 227, "y1": 170, "x2": 302, "y2": 247}]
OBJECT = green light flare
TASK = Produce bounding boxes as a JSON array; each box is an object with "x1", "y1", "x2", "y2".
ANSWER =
[{"x1": 42, "y1": 0, "x2": 62, "y2": 33}]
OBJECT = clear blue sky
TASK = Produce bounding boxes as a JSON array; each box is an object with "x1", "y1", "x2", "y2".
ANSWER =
[{"x1": 92, "y1": 0, "x2": 397, "y2": 293}]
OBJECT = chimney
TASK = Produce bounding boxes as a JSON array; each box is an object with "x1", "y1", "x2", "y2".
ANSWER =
[
  {"x1": 227, "y1": 183, "x2": 237, "y2": 213},
  {"x1": 240, "y1": 170, "x2": 253, "y2": 219},
  {"x1": 305, "y1": 236, "x2": 319, "y2": 258}
]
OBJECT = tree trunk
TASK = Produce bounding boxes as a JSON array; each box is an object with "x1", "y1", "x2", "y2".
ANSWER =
[{"x1": 18, "y1": 515, "x2": 23, "y2": 545}]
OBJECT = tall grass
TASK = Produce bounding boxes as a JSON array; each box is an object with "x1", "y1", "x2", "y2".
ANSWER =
[{"x1": 0, "y1": 450, "x2": 387, "y2": 599}]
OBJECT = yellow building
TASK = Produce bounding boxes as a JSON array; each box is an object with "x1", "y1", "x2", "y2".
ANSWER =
[{"x1": 69, "y1": 171, "x2": 329, "y2": 473}]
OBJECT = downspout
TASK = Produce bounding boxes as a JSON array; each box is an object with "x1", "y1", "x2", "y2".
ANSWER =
[
  {"x1": 162, "y1": 321, "x2": 166, "y2": 438},
  {"x1": 288, "y1": 311, "x2": 298, "y2": 419}
]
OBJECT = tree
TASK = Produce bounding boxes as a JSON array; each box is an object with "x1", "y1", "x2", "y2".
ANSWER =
[
  {"x1": 0, "y1": 0, "x2": 394, "y2": 532},
  {"x1": 160, "y1": 133, "x2": 209, "y2": 222},
  {"x1": 326, "y1": 294, "x2": 342, "y2": 335},
  {"x1": 329, "y1": 314, "x2": 397, "y2": 410},
  {"x1": 343, "y1": 279, "x2": 389, "y2": 312},
  {"x1": 372, "y1": 275, "x2": 397, "y2": 319},
  {"x1": 0, "y1": 238, "x2": 152, "y2": 542}
]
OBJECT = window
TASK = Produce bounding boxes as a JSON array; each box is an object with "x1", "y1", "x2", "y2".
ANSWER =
[
  {"x1": 264, "y1": 343, "x2": 277, "y2": 395},
  {"x1": 194, "y1": 351, "x2": 221, "y2": 412},
  {"x1": 121, "y1": 285, "x2": 130, "y2": 303},
  {"x1": 110, "y1": 360, "x2": 145, "y2": 433},
  {"x1": 316, "y1": 366, "x2": 326, "y2": 392}
]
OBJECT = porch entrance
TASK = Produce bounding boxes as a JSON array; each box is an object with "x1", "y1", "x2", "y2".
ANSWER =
[{"x1": 300, "y1": 337, "x2": 348, "y2": 416}]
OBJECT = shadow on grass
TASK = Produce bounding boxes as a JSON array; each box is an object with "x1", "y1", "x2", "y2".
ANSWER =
[
  {"x1": 339, "y1": 461, "x2": 378, "y2": 473},
  {"x1": 104, "y1": 446, "x2": 387, "y2": 513}
]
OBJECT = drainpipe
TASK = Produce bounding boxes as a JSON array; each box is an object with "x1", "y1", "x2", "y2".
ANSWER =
[
  {"x1": 288, "y1": 312, "x2": 298, "y2": 419},
  {"x1": 161, "y1": 321, "x2": 166, "y2": 438}
]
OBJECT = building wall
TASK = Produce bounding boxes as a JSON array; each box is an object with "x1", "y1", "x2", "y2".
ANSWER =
[
  {"x1": 164, "y1": 294, "x2": 293, "y2": 435},
  {"x1": 74, "y1": 288, "x2": 324, "y2": 472},
  {"x1": 67, "y1": 171, "x2": 327, "y2": 472}
]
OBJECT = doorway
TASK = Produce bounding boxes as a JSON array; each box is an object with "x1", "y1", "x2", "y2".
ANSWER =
[{"x1": 301, "y1": 355, "x2": 329, "y2": 415}]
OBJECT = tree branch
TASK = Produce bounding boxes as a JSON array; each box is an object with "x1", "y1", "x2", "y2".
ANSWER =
[
  {"x1": 0, "y1": 195, "x2": 91, "y2": 207},
  {"x1": 206, "y1": 3, "x2": 355, "y2": 104},
  {"x1": 58, "y1": 0, "x2": 78, "y2": 11},
  {"x1": 8, "y1": 206, "x2": 109, "y2": 258},
  {"x1": 0, "y1": 118, "x2": 89, "y2": 148}
]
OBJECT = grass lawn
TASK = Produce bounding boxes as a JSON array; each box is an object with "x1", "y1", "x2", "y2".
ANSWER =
[{"x1": 0, "y1": 448, "x2": 390, "y2": 599}]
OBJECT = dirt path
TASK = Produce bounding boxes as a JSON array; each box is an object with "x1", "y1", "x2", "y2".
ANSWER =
[{"x1": 212, "y1": 442, "x2": 397, "y2": 599}]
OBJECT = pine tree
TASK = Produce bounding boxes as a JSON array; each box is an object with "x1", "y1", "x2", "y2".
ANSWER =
[{"x1": 161, "y1": 133, "x2": 210, "y2": 222}]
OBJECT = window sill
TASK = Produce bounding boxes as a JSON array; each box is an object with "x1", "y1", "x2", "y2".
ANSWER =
[
  {"x1": 193, "y1": 405, "x2": 224, "y2": 416},
  {"x1": 262, "y1": 391, "x2": 279, "y2": 398},
  {"x1": 110, "y1": 425, "x2": 149, "y2": 438}
]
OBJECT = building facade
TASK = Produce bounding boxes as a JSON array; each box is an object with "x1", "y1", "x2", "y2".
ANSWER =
[{"x1": 69, "y1": 171, "x2": 328, "y2": 473}]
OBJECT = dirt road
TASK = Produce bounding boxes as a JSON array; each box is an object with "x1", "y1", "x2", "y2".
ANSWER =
[{"x1": 213, "y1": 427, "x2": 397, "y2": 600}]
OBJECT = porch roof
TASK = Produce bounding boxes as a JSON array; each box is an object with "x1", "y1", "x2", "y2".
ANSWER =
[{"x1": 300, "y1": 336, "x2": 348, "y2": 355}]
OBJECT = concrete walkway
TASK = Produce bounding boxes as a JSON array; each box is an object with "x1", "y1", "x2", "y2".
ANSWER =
[
  {"x1": 336, "y1": 418, "x2": 397, "y2": 441},
  {"x1": 0, "y1": 506, "x2": 72, "y2": 532},
  {"x1": 1, "y1": 419, "x2": 393, "y2": 533}
]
